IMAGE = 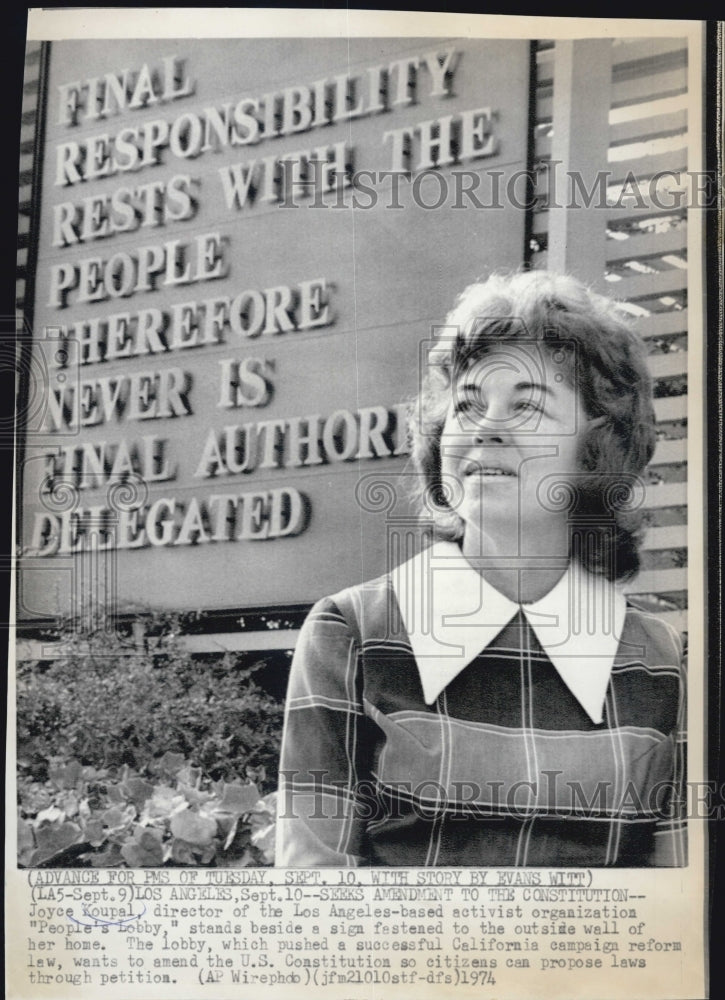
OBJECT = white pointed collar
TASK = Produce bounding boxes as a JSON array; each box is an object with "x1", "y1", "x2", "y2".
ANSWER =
[{"x1": 391, "y1": 541, "x2": 626, "y2": 724}]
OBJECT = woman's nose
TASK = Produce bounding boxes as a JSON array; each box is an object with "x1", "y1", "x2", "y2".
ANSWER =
[
  {"x1": 473, "y1": 426, "x2": 507, "y2": 444},
  {"x1": 470, "y1": 405, "x2": 513, "y2": 443}
]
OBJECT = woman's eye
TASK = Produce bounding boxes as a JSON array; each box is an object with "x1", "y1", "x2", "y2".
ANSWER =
[
  {"x1": 514, "y1": 399, "x2": 543, "y2": 413},
  {"x1": 453, "y1": 399, "x2": 476, "y2": 416}
]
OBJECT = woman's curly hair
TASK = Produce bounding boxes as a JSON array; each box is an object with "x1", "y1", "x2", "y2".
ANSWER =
[{"x1": 408, "y1": 270, "x2": 657, "y2": 582}]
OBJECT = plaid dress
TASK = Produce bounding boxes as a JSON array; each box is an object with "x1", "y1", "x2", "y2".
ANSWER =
[{"x1": 276, "y1": 553, "x2": 686, "y2": 868}]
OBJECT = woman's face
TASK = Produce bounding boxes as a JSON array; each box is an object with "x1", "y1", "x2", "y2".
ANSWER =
[{"x1": 440, "y1": 342, "x2": 589, "y2": 552}]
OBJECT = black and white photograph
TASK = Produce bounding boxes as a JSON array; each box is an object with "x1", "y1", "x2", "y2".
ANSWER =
[{"x1": 7, "y1": 9, "x2": 715, "y2": 1000}]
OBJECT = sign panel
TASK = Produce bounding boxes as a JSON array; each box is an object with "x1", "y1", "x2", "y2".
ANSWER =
[{"x1": 19, "y1": 37, "x2": 530, "y2": 616}]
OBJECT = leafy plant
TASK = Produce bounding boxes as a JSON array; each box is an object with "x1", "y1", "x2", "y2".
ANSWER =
[
  {"x1": 17, "y1": 615, "x2": 284, "y2": 791},
  {"x1": 18, "y1": 753, "x2": 277, "y2": 868},
  {"x1": 17, "y1": 611, "x2": 286, "y2": 866}
]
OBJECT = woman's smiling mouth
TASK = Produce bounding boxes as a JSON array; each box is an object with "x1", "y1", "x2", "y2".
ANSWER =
[{"x1": 463, "y1": 461, "x2": 517, "y2": 477}]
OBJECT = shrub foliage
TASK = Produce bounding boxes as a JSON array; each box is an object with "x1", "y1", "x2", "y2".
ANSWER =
[{"x1": 17, "y1": 616, "x2": 284, "y2": 867}]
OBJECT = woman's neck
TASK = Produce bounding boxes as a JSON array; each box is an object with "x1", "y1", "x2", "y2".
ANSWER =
[{"x1": 461, "y1": 519, "x2": 571, "y2": 604}]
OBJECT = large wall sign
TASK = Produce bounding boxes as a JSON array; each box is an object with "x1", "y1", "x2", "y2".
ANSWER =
[{"x1": 19, "y1": 37, "x2": 531, "y2": 616}]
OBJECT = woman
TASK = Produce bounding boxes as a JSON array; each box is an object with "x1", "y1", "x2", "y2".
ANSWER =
[{"x1": 276, "y1": 271, "x2": 686, "y2": 867}]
